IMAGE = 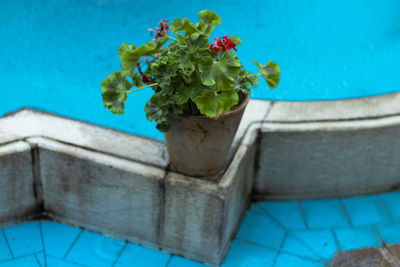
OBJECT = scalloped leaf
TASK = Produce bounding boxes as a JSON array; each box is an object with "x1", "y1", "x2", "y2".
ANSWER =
[
  {"x1": 101, "y1": 72, "x2": 132, "y2": 114},
  {"x1": 198, "y1": 51, "x2": 241, "y2": 91},
  {"x1": 229, "y1": 35, "x2": 242, "y2": 45},
  {"x1": 198, "y1": 10, "x2": 221, "y2": 36},
  {"x1": 253, "y1": 60, "x2": 280, "y2": 89},
  {"x1": 119, "y1": 42, "x2": 156, "y2": 77},
  {"x1": 170, "y1": 18, "x2": 199, "y2": 36},
  {"x1": 195, "y1": 90, "x2": 238, "y2": 117}
]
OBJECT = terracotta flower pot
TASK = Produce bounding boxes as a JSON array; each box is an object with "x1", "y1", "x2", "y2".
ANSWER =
[{"x1": 164, "y1": 94, "x2": 249, "y2": 177}]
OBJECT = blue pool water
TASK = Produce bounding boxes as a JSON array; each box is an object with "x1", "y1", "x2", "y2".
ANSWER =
[
  {"x1": 2, "y1": 191, "x2": 400, "y2": 266},
  {"x1": 1, "y1": 0, "x2": 400, "y2": 139}
]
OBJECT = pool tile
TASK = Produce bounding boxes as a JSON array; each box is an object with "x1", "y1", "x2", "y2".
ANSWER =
[
  {"x1": 36, "y1": 252, "x2": 45, "y2": 265},
  {"x1": 274, "y1": 253, "x2": 324, "y2": 267},
  {"x1": 114, "y1": 243, "x2": 170, "y2": 267},
  {"x1": 258, "y1": 201, "x2": 306, "y2": 230},
  {"x1": 334, "y1": 226, "x2": 380, "y2": 251},
  {"x1": 248, "y1": 203, "x2": 266, "y2": 215},
  {"x1": 0, "y1": 231, "x2": 12, "y2": 261},
  {"x1": 41, "y1": 220, "x2": 82, "y2": 258},
  {"x1": 3, "y1": 221, "x2": 43, "y2": 257},
  {"x1": 65, "y1": 230, "x2": 125, "y2": 267},
  {"x1": 236, "y1": 212, "x2": 286, "y2": 249},
  {"x1": 302, "y1": 199, "x2": 350, "y2": 229},
  {"x1": 341, "y1": 195, "x2": 392, "y2": 226},
  {"x1": 222, "y1": 240, "x2": 277, "y2": 267},
  {"x1": 376, "y1": 224, "x2": 400, "y2": 244},
  {"x1": 168, "y1": 256, "x2": 207, "y2": 266},
  {"x1": 281, "y1": 234, "x2": 320, "y2": 260},
  {"x1": 0, "y1": 255, "x2": 40, "y2": 267},
  {"x1": 380, "y1": 191, "x2": 400, "y2": 221},
  {"x1": 289, "y1": 230, "x2": 338, "y2": 259},
  {"x1": 47, "y1": 255, "x2": 85, "y2": 266}
]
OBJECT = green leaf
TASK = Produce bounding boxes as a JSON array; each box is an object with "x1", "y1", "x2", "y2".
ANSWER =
[
  {"x1": 187, "y1": 35, "x2": 209, "y2": 52},
  {"x1": 118, "y1": 43, "x2": 136, "y2": 59},
  {"x1": 247, "y1": 73, "x2": 259, "y2": 88},
  {"x1": 191, "y1": 32, "x2": 201, "y2": 40},
  {"x1": 195, "y1": 90, "x2": 238, "y2": 117},
  {"x1": 101, "y1": 72, "x2": 132, "y2": 114},
  {"x1": 170, "y1": 18, "x2": 199, "y2": 35},
  {"x1": 198, "y1": 51, "x2": 241, "y2": 91},
  {"x1": 175, "y1": 33, "x2": 187, "y2": 44},
  {"x1": 119, "y1": 42, "x2": 156, "y2": 77},
  {"x1": 198, "y1": 55, "x2": 215, "y2": 86},
  {"x1": 154, "y1": 36, "x2": 171, "y2": 50},
  {"x1": 219, "y1": 90, "x2": 239, "y2": 112},
  {"x1": 234, "y1": 70, "x2": 259, "y2": 95},
  {"x1": 170, "y1": 18, "x2": 183, "y2": 33},
  {"x1": 198, "y1": 10, "x2": 221, "y2": 36},
  {"x1": 130, "y1": 72, "x2": 143, "y2": 87},
  {"x1": 229, "y1": 35, "x2": 242, "y2": 45},
  {"x1": 156, "y1": 122, "x2": 171, "y2": 132},
  {"x1": 253, "y1": 60, "x2": 280, "y2": 89},
  {"x1": 173, "y1": 85, "x2": 203, "y2": 104},
  {"x1": 145, "y1": 93, "x2": 170, "y2": 122}
]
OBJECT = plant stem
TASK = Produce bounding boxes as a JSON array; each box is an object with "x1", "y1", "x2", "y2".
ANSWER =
[
  {"x1": 127, "y1": 83, "x2": 158, "y2": 94},
  {"x1": 168, "y1": 35, "x2": 178, "y2": 41}
]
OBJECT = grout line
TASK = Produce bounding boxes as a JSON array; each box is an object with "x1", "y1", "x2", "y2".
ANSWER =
[
  {"x1": 235, "y1": 237, "x2": 281, "y2": 252},
  {"x1": 377, "y1": 195, "x2": 396, "y2": 223},
  {"x1": 256, "y1": 205, "x2": 287, "y2": 231},
  {"x1": 0, "y1": 251, "x2": 44, "y2": 263},
  {"x1": 379, "y1": 242, "x2": 400, "y2": 267},
  {"x1": 371, "y1": 225, "x2": 400, "y2": 267},
  {"x1": 236, "y1": 237, "x2": 324, "y2": 264},
  {"x1": 298, "y1": 201, "x2": 309, "y2": 229},
  {"x1": 257, "y1": 204, "x2": 324, "y2": 260},
  {"x1": 38, "y1": 221, "x2": 47, "y2": 267},
  {"x1": 271, "y1": 231, "x2": 288, "y2": 266},
  {"x1": 331, "y1": 229, "x2": 342, "y2": 252},
  {"x1": 338, "y1": 199, "x2": 354, "y2": 227},
  {"x1": 62, "y1": 229, "x2": 84, "y2": 259},
  {"x1": 46, "y1": 255, "x2": 90, "y2": 267},
  {"x1": 1, "y1": 229, "x2": 14, "y2": 259},
  {"x1": 372, "y1": 225, "x2": 385, "y2": 247},
  {"x1": 35, "y1": 253, "x2": 42, "y2": 267},
  {"x1": 111, "y1": 241, "x2": 128, "y2": 267},
  {"x1": 164, "y1": 255, "x2": 173, "y2": 267}
]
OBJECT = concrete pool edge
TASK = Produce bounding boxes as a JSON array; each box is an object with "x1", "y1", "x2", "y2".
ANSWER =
[
  {"x1": 1, "y1": 91, "x2": 400, "y2": 264},
  {"x1": 0, "y1": 102, "x2": 265, "y2": 265}
]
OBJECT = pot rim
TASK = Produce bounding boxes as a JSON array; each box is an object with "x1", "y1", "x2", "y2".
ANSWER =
[{"x1": 168, "y1": 93, "x2": 250, "y2": 120}]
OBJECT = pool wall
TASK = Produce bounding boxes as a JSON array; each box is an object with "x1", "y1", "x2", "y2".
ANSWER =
[
  {"x1": 1, "y1": 92, "x2": 400, "y2": 265},
  {"x1": 0, "y1": 106, "x2": 262, "y2": 265},
  {"x1": 255, "y1": 91, "x2": 400, "y2": 200}
]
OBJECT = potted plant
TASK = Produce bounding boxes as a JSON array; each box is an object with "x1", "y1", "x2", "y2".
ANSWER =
[{"x1": 101, "y1": 10, "x2": 280, "y2": 177}]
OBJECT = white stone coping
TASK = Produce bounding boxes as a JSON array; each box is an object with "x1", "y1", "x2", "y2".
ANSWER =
[
  {"x1": 1, "y1": 90, "x2": 400, "y2": 180},
  {"x1": 0, "y1": 141, "x2": 31, "y2": 156},
  {"x1": 0, "y1": 109, "x2": 167, "y2": 168},
  {"x1": 265, "y1": 91, "x2": 400, "y2": 122},
  {"x1": 26, "y1": 137, "x2": 165, "y2": 180}
]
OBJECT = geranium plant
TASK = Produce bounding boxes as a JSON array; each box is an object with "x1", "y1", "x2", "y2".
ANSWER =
[{"x1": 101, "y1": 10, "x2": 280, "y2": 131}]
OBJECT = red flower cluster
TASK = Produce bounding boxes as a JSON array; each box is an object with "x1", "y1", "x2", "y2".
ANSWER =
[{"x1": 209, "y1": 35, "x2": 237, "y2": 52}]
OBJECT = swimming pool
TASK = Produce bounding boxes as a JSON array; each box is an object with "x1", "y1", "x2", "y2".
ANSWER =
[{"x1": 1, "y1": 0, "x2": 399, "y2": 140}]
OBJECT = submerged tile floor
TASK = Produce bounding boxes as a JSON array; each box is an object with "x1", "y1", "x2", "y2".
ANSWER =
[{"x1": 2, "y1": 191, "x2": 400, "y2": 266}]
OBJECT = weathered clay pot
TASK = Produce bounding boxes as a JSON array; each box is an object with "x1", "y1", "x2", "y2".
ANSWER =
[{"x1": 164, "y1": 94, "x2": 249, "y2": 177}]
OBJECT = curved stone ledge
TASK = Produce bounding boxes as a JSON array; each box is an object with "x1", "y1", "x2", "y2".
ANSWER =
[
  {"x1": 0, "y1": 109, "x2": 258, "y2": 265},
  {"x1": 1, "y1": 91, "x2": 400, "y2": 264},
  {"x1": 266, "y1": 91, "x2": 400, "y2": 122},
  {"x1": 256, "y1": 90, "x2": 400, "y2": 200}
]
